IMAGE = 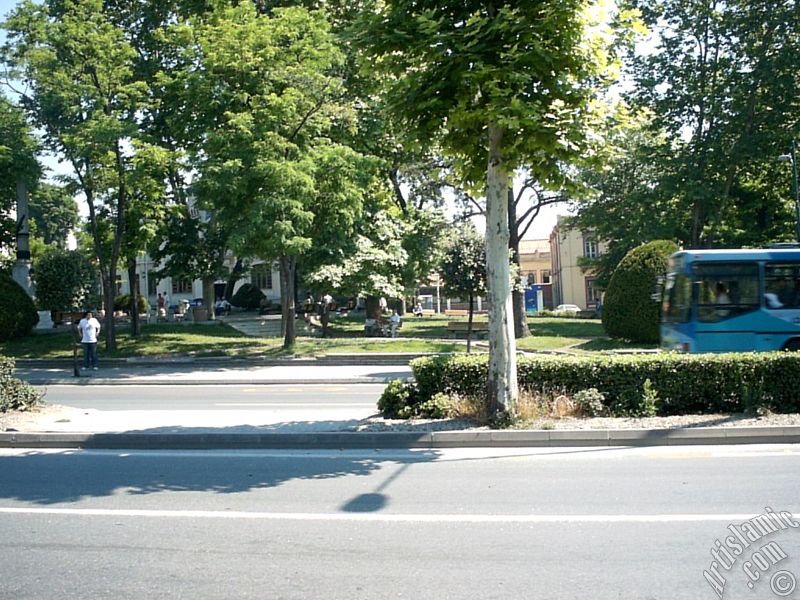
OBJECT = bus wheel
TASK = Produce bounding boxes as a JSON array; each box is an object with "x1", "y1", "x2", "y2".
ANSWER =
[{"x1": 783, "y1": 339, "x2": 800, "y2": 352}]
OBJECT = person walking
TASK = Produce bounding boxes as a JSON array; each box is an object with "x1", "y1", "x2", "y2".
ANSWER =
[
  {"x1": 78, "y1": 311, "x2": 101, "y2": 371},
  {"x1": 389, "y1": 309, "x2": 401, "y2": 338}
]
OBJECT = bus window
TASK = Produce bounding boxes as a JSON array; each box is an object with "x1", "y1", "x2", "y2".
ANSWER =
[
  {"x1": 662, "y1": 273, "x2": 691, "y2": 323},
  {"x1": 765, "y1": 264, "x2": 800, "y2": 309},
  {"x1": 694, "y1": 263, "x2": 760, "y2": 323}
]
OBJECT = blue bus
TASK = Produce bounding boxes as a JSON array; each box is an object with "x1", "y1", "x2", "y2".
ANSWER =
[{"x1": 660, "y1": 248, "x2": 800, "y2": 352}]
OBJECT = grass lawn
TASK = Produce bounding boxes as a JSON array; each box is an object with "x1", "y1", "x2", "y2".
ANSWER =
[
  {"x1": 0, "y1": 323, "x2": 469, "y2": 359},
  {"x1": 0, "y1": 314, "x2": 653, "y2": 359}
]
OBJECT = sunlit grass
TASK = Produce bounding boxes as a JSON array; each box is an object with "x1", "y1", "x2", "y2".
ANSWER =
[{"x1": 0, "y1": 315, "x2": 635, "y2": 359}]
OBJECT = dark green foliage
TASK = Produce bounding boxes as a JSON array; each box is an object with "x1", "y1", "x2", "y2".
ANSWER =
[
  {"x1": 33, "y1": 249, "x2": 98, "y2": 312},
  {"x1": 230, "y1": 283, "x2": 266, "y2": 310},
  {"x1": 378, "y1": 380, "x2": 454, "y2": 419},
  {"x1": 28, "y1": 183, "x2": 79, "y2": 247},
  {"x1": 602, "y1": 240, "x2": 678, "y2": 343},
  {"x1": 440, "y1": 224, "x2": 486, "y2": 301},
  {"x1": 113, "y1": 294, "x2": 150, "y2": 314},
  {"x1": 0, "y1": 356, "x2": 42, "y2": 412},
  {"x1": 378, "y1": 379, "x2": 417, "y2": 418},
  {"x1": 412, "y1": 353, "x2": 488, "y2": 401},
  {"x1": 410, "y1": 353, "x2": 800, "y2": 416},
  {"x1": 413, "y1": 393, "x2": 455, "y2": 419},
  {"x1": 0, "y1": 274, "x2": 38, "y2": 342}
]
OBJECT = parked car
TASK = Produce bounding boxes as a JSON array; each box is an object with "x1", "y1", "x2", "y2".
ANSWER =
[{"x1": 554, "y1": 303, "x2": 581, "y2": 315}]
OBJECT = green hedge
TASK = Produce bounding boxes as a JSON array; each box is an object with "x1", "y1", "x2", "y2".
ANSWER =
[
  {"x1": 410, "y1": 353, "x2": 800, "y2": 415},
  {"x1": 0, "y1": 356, "x2": 42, "y2": 412}
]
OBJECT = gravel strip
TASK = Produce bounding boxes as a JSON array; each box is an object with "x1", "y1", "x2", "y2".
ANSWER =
[{"x1": 3, "y1": 404, "x2": 800, "y2": 434}]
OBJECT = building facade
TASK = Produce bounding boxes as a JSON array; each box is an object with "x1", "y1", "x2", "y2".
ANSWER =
[
  {"x1": 549, "y1": 215, "x2": 606, "y2": 311},
  {"x1": 118, "y1": 254, "x2": 281, "y2": 310}
]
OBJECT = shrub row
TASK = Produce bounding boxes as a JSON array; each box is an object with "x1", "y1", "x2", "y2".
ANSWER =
[
  {"x1": 410, "y1": 353, "x2": 800, "y2": 415},
  {"x1": 0, "y1": 356, "x2": 42, "y2": 413}
]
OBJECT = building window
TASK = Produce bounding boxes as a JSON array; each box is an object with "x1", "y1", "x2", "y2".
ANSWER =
[
  {"x1": 526, "y1": 272, "x2": 536, "y2": 286},
  {"x1": 172, "y1": 279, "x2": 192, "y2": 295},
  {"x1": 252, "y1": 263, "x2": 273, "y2": 290},
  {"x1": 541, "y1": 270, "x2": 551, "y2": 284},
  {"x1": 583, "y1": 237, "x2": 599, "y2": 259},
  {"x1": 585, "y1": 277, "x2": 602, "y2": 308},
  {"x1": 147, "y1": 272, "x2": 158, "y2": 296}
]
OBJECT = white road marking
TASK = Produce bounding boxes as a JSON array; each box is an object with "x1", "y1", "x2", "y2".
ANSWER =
[{"x1": 0, "y1": 507, "x2": 795, "y2": 524}]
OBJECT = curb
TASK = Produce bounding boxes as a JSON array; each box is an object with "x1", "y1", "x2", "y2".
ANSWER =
[
  {"x1": 23, "y1": 378, "x2": 399, "y2": 386},
  {"x1": 2, "y1": 426, "x2": 799, "y2": 450},
  {"x1": 14, "y1": 354, "x2": 437, "y2": 369}
]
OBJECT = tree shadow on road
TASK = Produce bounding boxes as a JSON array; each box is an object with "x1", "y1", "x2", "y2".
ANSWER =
[{"x1": 0, "y1": 429, "x2": 441, "y2": 506}]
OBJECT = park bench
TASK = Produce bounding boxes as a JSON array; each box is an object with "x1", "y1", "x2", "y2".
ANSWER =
[
  {"x1": 53, "y1": 310, "x2": 84, "y2": 325},
  {"x1": 446, "y1": 320, "x2": 489, "y2": 338}
]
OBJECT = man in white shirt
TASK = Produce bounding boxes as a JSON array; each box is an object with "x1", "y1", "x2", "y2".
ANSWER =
[
  {"x1": 78, "y1": 311, "x2": 101, "y2": 370},
  {"x1": 389, "y1": 310, "x2": 401, "y2": 338}
]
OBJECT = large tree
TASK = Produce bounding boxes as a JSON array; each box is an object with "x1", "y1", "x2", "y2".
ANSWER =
[
  {"x1": 359, "y1": 1, "x2": 624, "y2": 415},
  {"x1": 179, "y1": 4, "x2": 361, "y2": 348},
  {"x1": 620, "y1": 0, "x2": 800, "y2": 248},
  {"x1": 4, "y1": 0, "x2": 160, "y2": 351}
]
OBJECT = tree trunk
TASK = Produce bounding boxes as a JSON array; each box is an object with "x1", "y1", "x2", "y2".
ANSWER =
[
  {"x1": 365, "y1": 296, "x2": 381, "y2": 320},
  {"x1": 485, "y1": 122, "x2": 518, "y2": 417},
  {"x1": 279, "y1": 256, "x2": 296, "y2": 349},
  {"x1": 467, "y1": 292, "x2": 474, "y2": 353},
  {"x1": 202, "y1": 277, "x2": 216, "y2": 320},
  {"x1": 128, "y1": 261, "x2": 139, "y2": 337},
  {"x1": 508, "y1": 186, "x2": 531, "y2": 338},
  {"x1": 102, "y1": 274, "x2": 116, "y2": 353},
  {"x1": 224, "y1": 258, "x2": 243, "y2": 301}
]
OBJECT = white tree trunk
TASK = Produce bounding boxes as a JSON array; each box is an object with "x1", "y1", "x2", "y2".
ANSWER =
[{"x1": 485, "y1": 122, "x2": 518, "y2": 416}]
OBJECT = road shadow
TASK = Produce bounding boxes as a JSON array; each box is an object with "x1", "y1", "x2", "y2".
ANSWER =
[{"x1": 0, "y1": 429, "x2": 442, "y2": 505}]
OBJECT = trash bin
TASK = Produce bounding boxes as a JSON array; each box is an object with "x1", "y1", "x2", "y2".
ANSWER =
[{"x1": 193, "y1": 307, "x2": 208, "y2": 322}]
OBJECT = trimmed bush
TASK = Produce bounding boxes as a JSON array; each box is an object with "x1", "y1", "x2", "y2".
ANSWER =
[
  {"x1": 602, "y1": 240, "x2": 679, "y2": 343},
  {"x1": 574, "y1": 388, "x2": 605, "y2": 417},
  {"x1": 0, "y1": 273, "x2": 38, "y2": 342},
  {"x1": 409, "y1": 353, "x2": 800, "y2": 416},
  {"x1": 0, "y1": 356, "x2": 42, "y2": 412},
  {"x1": 378, "y1": 379, "x2": 417, "y2": 417},
  {"x1": 379, "y1": 381, "x2": 455, "y2": 419},
  {"x1": 231, "y1": 283, "x2": 266, "y2": 309},
  {"x1": 113, "y1": 294, "x2": 150, "y2": 314}
]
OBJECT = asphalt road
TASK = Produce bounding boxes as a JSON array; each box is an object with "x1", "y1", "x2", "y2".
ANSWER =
[
  {"x1": 2, "y1": 445, "x2": 799, "y2": 599},
  {"x1": 37, "y1": 383, "x2": 385, "y2": 411}
]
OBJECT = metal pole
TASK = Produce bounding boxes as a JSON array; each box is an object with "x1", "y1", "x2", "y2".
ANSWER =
[{"x1": 792, "y1": 140, "x2": 799, "y2": 242}]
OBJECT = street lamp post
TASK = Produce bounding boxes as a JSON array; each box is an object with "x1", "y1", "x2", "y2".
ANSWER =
[{"x1": 779, "y1": 140, "x2": 800, "y2": 242}]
